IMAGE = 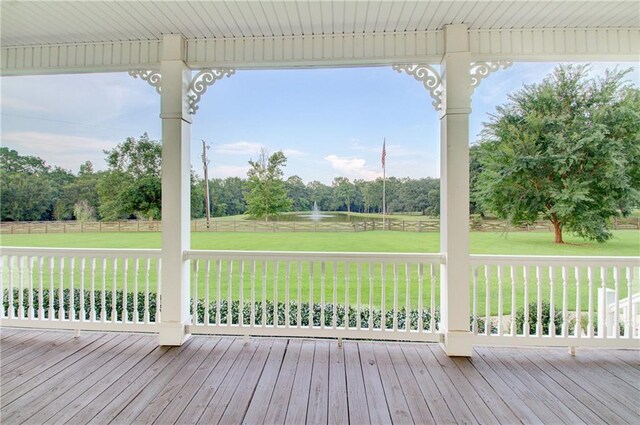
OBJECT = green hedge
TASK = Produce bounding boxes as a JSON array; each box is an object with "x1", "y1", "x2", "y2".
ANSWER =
[{"x1": 4, "y1": 289, "x2": 493, "y2": 332}]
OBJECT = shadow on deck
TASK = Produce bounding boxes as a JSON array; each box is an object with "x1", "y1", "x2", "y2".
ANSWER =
[{"x1": 1, "y1": 328, "x2": 638, "y2": 424}]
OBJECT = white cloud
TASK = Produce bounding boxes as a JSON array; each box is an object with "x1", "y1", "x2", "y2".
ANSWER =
[
  {"x1": 282, "y1": 148, "x2": 306, "y2": 158},
  {"x1": 324, "y1": 154, "x2": 380, "y2": 180},
  {"x1": 0, "y1": 97, "x2": 47, "y2": 112},
  {"x1": 1, "y1": 131, "x2": 115, "y2": 171},
  {"x1": 214, "y1": 141, "x2": 264, "y2": 155}
]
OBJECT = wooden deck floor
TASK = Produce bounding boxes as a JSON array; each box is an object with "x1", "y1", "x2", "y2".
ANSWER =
[{"x1": 1, "y1": 328, "x2": 638, "y2": 424}]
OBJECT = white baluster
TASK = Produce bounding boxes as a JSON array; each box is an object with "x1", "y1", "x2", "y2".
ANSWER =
[
  {"x1": 205, "y1": 259, "x2": 211, "y2": 325},
  {"x1": 614, "y1": 266, "x2": 620, "y2": 338},
  {"x1": 111, "y1": 259, "x2": 117, "y2": 323},
  {"x1": 38, "y1": 257, "x2": 45, "y2": 319},
  {"x1": 49, "y1": 257, "x2": 55, "y2": 320},
  {"x1": 261, "y1": 260, "x2": 267, "y2": 327},
  {"x1": 320, "y1": 261, "x2": 326, "y2": 328},
  {"x1": 80, "y1": 257, "x2": 86, "y2": 321},
  {"x1": 59, "y1": 257, "x2": 65, "y2": 320},
  {"x1": 587, "y1": 266, "x2": 594, "y2": 338},
  {"x1": 575, "y1": 266, "x2": 581, "y2": 338},
  {"x1": 285, "y1": 261, "x2": 291, "y2": 328},
  {"x1": 192, "y1": 260, "x2": 199, "y2": 325},
  {"x1": 217, "y1": 259, "x2": 223, "y2": 326},
  {"x1": 90, "y1": 258, "x2": 96, "y2": 322},
  {"x1": 392, "y1": 263, "x2": 399, "y2": 332},
  {"x1": 250, "y1": 260, "x2": 256, "y2": 327},
  {"x1": 228, "y1": 260, "x2": 234, "y2": 326},
  {"x1": 497, "y1": 265, "x2": 503, "y2": 336},
  {"x1": 309, "y1": 261, "x2": 314, "y2": 328},
  {"x1": 240, "y1": 260, "x2": 245, "y2": 326},
  {"x1": 345, "y1": 261, "x2": 350, "y2": 330},
  {"x1": 561, "y1": 266, "x2": 569, "y2": 337},
  {"x1": 523, "y1": 266, "x2": 529, "y2": 337},
  {"x1": 549, "y1": 266, "x2": 555, "y2": 337},
  {"x1": 155, "y1": 258, "x2": 161, "y2": 323},
  {"x1": 18, "y1": 256, "x2": 25, "y2": 318},
  {"x1": 368, "y1": 263, "x2": 374, "y2": 330},
  {"x1": 133, "y1": 258, "x2": 139, "y2": 323},
  {"x1": 405, "y1": 263, "x2": 411, "y2": 332},
  {"x1": 417, "y1": 263, "x2": 424, "y2": 333},
  {"x1": 381, "y1": 262, "x2": 386, "y2": 331},
  {"x1": 8, "y1": 256, "x2": 15, "y2": 318},
  {"x1": 332, "y1": 261, "x2": 338, "y2": 329},
  {"x1": 536, "y1": 266, "x2": 542, "y2": 337},
  {"x1": 144, "y1": 258, "x2": 150, "y2": 323},
  {"x1": 484, "y1": 265, "x2": 490, "y2": 335},
  {"x1": 626, "y1": 267, "x2": 632, "y2": 338},
  {"x1": 356, "y1": 262, "x2": 362, "y2": 330},
  {"x1": 70, "y1": 257, "x2": 77, "y2": 321},
  {"x1": 28, "y1": 257, "x2": 35, "y2": 319},
  {"x1": 297, "y1": 262, "x2": 302, "y2": 327},
  {"x1": 430, "y1": 264, "x2": 436, "y2": 332},
  {"x1": 121, "y1": 258, "x2": 128, "y2": 323},
  {"x1": 471, "y1": 265, "x2": 478, "y2": 334},
  {"x1": 510, "y1": 266, "x2": 516, "y2": 336},
  {"x1": 0, "y1": 256, "x2": 4, "y2": 318}
]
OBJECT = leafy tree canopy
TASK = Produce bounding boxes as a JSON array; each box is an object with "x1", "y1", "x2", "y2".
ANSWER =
[
  {"x1": 474, "y1": 64, "x2": 640, "y2": 243},
  {"x1": 244, "y1": 149, "x2": 292, "y2": 221}
]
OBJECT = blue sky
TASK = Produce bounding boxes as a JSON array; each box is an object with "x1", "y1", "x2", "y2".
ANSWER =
[{"x1": 1, "y1": 62, "x2": 637, "y2": 184}]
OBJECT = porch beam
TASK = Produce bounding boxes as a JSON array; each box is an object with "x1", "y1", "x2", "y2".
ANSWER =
[
  {"x1": 3, "y1": 27, "x2": 638, "y2": 76},
  {"x1": 439, "y1": 24, "x2": 473, "y2": 357},
  {"x1": 158, "y1": 34, "x2": 192, "y2": 346}
]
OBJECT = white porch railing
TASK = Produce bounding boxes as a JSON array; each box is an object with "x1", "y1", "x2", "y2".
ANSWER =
[
  {"x1": 2, "y1": 247, "x2": 638, "y2": 349},
  {"x1": 1, "y1": 247, "x2": 161, "y2": 332},
  {"x1": 185, "y1": 250, "x2": 443, "y2": 342},
  {"x1": 469, "y1": 255, "x2": 640, "y2": 348}
]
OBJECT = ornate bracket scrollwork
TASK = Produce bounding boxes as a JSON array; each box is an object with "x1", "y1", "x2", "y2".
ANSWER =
[
  {"x1": 469, "y1": 61, "x2": 513, "y2": 92},
  {"x1": 187, "y1": 68, "x2": 235, "y2": 115},
  {"x1": 392, "y1": 64, "x2": 443, "y2": 111},
  {"x1": 128, "y1": 70, "x2": 162, "y2": 94}
]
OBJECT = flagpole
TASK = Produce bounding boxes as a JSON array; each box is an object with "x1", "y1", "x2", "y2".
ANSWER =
[{"x1": 382, "y1": 138, "x2": 386, "y2": 231}]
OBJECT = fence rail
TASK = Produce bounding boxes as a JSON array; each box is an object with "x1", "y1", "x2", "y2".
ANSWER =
[
  {"x1": 184, "y1": 250, "x2": 443, "y2": 342},
  {"x1": 1, "y1": 247, "x2": 638, "y2": 348},
  {"x1": 1, "y1": 247, "x2": 161, "y2": 332},
  {"x1": 469, "y1": 255, "x2": 640, "y2": 348},
  {"x1": 3, "y1": 217, "x2": 639, "y2": 234}
]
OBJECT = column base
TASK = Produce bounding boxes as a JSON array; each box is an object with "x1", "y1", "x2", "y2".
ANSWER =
[
  {"x1": 439, "y1": 331, "x2": 474, "y2": 357},
  {"x1": 158, "y1": 321, "x2": 191, "y2": 346}
]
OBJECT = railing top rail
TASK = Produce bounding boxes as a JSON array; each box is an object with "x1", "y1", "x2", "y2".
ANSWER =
[
  {"x1": 470, "y1": 254, "x2": 640, "y2": 267},
  {"x1": 186, "y1": 249, "x2": 446, "y2": 264},
  {"x1": 0, "y1": 247, "x2": 161, "y2": 258}
]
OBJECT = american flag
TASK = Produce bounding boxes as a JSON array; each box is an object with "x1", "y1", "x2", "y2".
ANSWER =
[{"x1": 381, "y1": 139, "x2": 386, "y2": 169}]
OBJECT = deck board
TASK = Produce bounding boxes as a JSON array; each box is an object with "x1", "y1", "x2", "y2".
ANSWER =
[{"x1": 1, "y1": 328, "x2": 638, "y2": 425}]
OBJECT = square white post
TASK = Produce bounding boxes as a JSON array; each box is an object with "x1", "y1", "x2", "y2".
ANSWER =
[
  {"x1": 439, "y1": 24, "x2": 473, "y2": 356},
  {"x1": 159, "y1": 34, "x2": 192, "y2": 345}
]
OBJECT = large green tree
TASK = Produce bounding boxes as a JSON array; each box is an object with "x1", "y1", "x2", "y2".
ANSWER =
[
  {"x1": 244, "y1": 149, "x2": 292, "y2": 220},
  {"x1": 474, "y1": 65, "x2": 640, "y2": 243},
  {"x1": 97, "y1": 133, "x2": 163, "y2": 220}
]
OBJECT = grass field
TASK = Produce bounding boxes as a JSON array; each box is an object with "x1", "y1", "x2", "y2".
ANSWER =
[
  {"x1": 1, "y1": 230, "x2": 638, "y2": 255},
  {"x1": 2, "y1": 231, "x2": 638, "y2": 317}
]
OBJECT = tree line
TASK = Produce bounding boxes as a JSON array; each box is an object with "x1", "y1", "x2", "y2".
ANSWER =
[
  {"x1": 2, "y1": 64, "x2": 638, "y2": 243},
  {"x1": 0, "y1": 138, "x2": 442, "y2": 223}
]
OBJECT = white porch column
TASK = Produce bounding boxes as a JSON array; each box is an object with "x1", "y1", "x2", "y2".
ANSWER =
[
  {"x1": 159, "y1": 34, "x2": 192, "y2": 345},
  {"x1": 439, "y1": 24, "x2": 473, "y2": 356}
]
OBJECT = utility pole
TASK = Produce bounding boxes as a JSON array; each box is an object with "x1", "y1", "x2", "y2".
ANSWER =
[{"x1": 202, "y1": 140, "x2": 211, "y2": 229}]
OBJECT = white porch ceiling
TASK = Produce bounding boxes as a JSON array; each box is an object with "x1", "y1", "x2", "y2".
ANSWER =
[
  {"x1": 1, "y1": 1, "x2": 639, "y2": 74},
  {"x1": 2, "y1": 0, "x2": 639, "y2": 46}
]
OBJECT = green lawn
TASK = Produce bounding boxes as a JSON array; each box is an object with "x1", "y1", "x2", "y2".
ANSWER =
[
  {"x1": 1, "y1": 230, "x2": 638, "y2": 255},
  {"x1": 2, "y1": 230, "x2": 638, "y2": 317}
]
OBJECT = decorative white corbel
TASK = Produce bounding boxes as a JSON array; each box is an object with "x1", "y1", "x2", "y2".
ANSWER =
[
  {"x1": 187, "y1": 68, "x2": 235, "y2": 115},
  {"x1": 469, "y1": 61, "x2": 513, "y2": 92},
  {"x1": 128, "y1": 70, "x2": 162, "y2": 94},
  {"x1": 392, "y1": 64, "x2": 443, "y2": 111}
]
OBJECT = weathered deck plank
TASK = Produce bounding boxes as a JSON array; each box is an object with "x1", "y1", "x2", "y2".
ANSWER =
[{"x1": 1, "y1": 328, "x2": 638, "y2": 425}]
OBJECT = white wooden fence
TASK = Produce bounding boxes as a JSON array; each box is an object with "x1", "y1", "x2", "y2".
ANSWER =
[
  {"x1": 1, "y1": 247, "x2": 638, "y2": 349},
  {"x1": 0, "y1": 247, "x2": 161, "y2": 332},
  {"x1": 470, "y1": 255, "x2": 640, "y2": 348}
]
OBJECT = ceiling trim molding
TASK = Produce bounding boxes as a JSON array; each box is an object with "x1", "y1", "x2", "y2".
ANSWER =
[{"x1": 2, "y1": 28, "x2": 638, "y2": 76}]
